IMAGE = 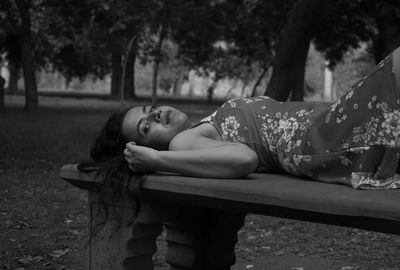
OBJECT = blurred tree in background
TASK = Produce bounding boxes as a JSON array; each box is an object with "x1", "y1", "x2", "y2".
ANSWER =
[
  {"x1": 265, "y1": 0, "x2": 327, "y2": 101},
  {"x1": 1, "y1": 0, "x2": 38, "y2": 111},
  {"x1": 1, "y1": 0, "x2": 400, "y2": 109}
]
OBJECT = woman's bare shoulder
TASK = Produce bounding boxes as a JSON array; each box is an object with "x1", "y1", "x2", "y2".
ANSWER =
[
  {"x1": 169, "y1": 123, "x2": 222, "y2": 150},
  {"x1": 191, "y1": 122, "x2": 221, "y2": 140}
]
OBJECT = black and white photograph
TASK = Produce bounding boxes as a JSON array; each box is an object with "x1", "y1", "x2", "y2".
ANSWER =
[{"x1": 1, "y1": 0, "x2": 400, "y2": 269}]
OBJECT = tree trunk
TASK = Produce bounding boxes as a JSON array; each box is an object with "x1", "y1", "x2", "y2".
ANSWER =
[
  {"x1": 206, "y1": 73, "x2": 222, "y2": 103},
  {"x1": 173, "y1": 70, "x2": 185, "y2": 96},
  {"x1": 0, "y1": 75, "x2": 5, "y2": 112},
  {"x1": 207, "y1": 80, "x2": 217, "y2": 103},
  {"x1": 8, "y1": 60, "x2": 19, "y2": 93},
  {"x1": 251, "y1": 67, "x2": 268, "y2": 97},
  {"x1": 240, "y1": 83, "x2": 247, "y2": 97},
  {"x1": 110, "y1": 53, "x2": 121, "y2": 98},
  {"x1": 372, "y1": 8, "x2": 400, "y2": 63},
  {"x1": 20, "y1": 37, "x2": 38, "y2": 111},
  {"x1": 152, "y1": 25, "x2": 166, "y2": 107},
  {"x1": 123, "y1": 51, "x2": 136, "y2": 99},
  {"x1": 225, "y1": 82, "x2": 237, "y2": 98},
  {"x1": 264, "y1": 0, "x2": 327, "y2": 101},
  {"x1": 120, "y1": 35, "x2": 138, "y2": 104},
  {"x1": 15, "y1": 0, "x2": 38, "y2": 111}
]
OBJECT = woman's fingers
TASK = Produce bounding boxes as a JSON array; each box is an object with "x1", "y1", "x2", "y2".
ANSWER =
[
  {"x1": 124, "y1": 142, "x2": 155, "y2": 174},
  {"x1": 126, "y1": 142, "x2": 136, "y2": 150},
  {"x1": 124, "y1": 142, "x2": 137, "y2": 158},
  {"x1": 124, "y1": 149, "x2": 135, "y2": 163},
  {"x1": 123, "y1": 148, "x2": 131, "y2": 156}
]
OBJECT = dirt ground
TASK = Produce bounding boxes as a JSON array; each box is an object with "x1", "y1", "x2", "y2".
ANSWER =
[{"x1": 1, "y1": 95, "x2": 400, "y2": 270}]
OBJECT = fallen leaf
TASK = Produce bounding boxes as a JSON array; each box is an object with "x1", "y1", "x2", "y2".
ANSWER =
[
  {"x1": 50, "y1": 248, "x2": 71, "y2": 258},
  {"x1": 70, "y1": 230, "x2": 82, "y2": 235},
  {"x1": 261, "y1": 246, "x2": 271, "y2": 251},
  {"x1": 15, "y1": 220, "x2": 29, "y2": 229},
  {"x1": 64, "y1": 219, "x2": 74, "y2": 224},
  {"x1": 34, "y1": 256, "x2": 44, "y2": 262},
  {"x1": 341, "y1": 267, "x2": 359, "y2": 270},
  {"x1": 245, "y1": 265, "x2": 254, "y2": 269},
  {"x1": 263, "y1": 230, "x2": 272, "y2": 237},
  {"x1": 18, "y1": 255, "x2": 33, "y2": 265}
]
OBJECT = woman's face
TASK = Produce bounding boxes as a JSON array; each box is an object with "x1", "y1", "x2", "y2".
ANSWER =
[{"x1": 122, "y1": 105, "x2": 192, "y2": 150}]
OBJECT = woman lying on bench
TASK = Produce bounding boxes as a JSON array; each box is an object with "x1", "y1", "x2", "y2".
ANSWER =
[{"x1": 81, "y1": 47, "x2": 400, "y2": 193}]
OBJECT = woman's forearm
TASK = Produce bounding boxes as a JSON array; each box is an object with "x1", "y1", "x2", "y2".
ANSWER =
[{"x1": 153, "y1": 144, "x2": 258, "y2": 178}]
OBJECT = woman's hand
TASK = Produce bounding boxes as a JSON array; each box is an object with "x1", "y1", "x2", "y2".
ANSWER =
[{"x1": 124, "y1": 142, "x2": 158, "y2": 173}]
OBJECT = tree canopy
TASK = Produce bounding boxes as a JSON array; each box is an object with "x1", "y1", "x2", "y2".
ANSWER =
[{"x1": 1, "y1": 0, "x2": 400, "y2": 109}]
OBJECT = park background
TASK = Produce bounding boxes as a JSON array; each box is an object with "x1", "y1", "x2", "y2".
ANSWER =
[{"x1": 1, "y1": 0, "x2": 400, "y2": 269}]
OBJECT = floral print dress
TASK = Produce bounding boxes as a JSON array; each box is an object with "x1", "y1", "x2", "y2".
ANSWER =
[{"x1": 200, "y1": 52, "x2": 400, "y2": 189}]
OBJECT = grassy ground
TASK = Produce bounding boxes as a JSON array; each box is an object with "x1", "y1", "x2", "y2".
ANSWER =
[{"x1": 1, "y1": 95, "x2": 399, "y2": 270}]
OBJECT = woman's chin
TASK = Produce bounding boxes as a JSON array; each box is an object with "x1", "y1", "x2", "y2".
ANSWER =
[{"x1": 171, "y1": 112, "x2": 191, "y2": 130}]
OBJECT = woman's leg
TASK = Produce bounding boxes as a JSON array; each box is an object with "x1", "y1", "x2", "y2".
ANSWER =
[{"x1": 393, "y1": 46, "x2": 400, "y2": 90}]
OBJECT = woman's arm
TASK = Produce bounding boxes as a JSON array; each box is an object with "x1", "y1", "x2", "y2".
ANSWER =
[
  {"x1": 393, "y1": 46, "x2": 400, "y2": 89},
  {"x1": 124, "y1": 131, "x2": 258, "y2": 178}
]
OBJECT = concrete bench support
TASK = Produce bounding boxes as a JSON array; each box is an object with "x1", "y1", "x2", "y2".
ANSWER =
[
  {"x1": 165, "y1": 207, "x2": 245, "y2": 270},
  {"x1": 88, "y1": 192, "x2": 169, "y2": 270},
  {"x1": 87, "y1": 190, "x2": 245, "y2": 270}
]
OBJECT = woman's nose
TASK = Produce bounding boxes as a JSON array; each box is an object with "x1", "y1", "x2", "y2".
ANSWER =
[{"x1": 150, "y1": 110, "x2": 161, "y2": 122}]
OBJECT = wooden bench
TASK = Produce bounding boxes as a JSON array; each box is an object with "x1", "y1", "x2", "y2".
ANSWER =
[{"x1": 60, "y1": 164, "x2": 400, "y2": 270}]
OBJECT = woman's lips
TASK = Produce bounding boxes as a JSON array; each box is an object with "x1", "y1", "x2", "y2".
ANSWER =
[{"x1": 166, "y1": 110, "x2": 171, "y2": 124}]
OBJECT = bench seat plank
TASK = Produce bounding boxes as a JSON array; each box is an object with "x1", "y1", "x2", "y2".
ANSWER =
[
  {"x1": 60, "y1": 164, "x2": 400, "y2": 234},
  {"x1": 144, "y1": 173, "x2": 400, "y2": 221}
]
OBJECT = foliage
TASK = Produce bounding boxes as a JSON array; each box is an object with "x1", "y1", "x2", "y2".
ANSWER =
[
  {"x1": 169, "y1": 0, "x2": 292, "y2": 90},
  {"x1": 0, "y1": 1, "x2": 21, "y2": 66},
  {"x1": 39, "y1": 0, "x2": 109, "y2": 81},
  {"x1": 1, "y1": 0, "x2": 400, "y2": 100},
  {"x1": 0, "y1": 0, "x2": 103, "y2": 81},
  {"x1": 313, "y1": 0, "x2": 400, "y2": 67},
  {"x1": 312, "y1": 0, "x2": 372, "y2": 68}
]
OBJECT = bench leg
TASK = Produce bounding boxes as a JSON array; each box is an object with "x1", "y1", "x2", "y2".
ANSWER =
[
  {"x1": 164, "y1": 207, "x2": 246, "y2": 270},
  {"x1": 87, "y1": 191, "x2": 174, "y2": 270}
]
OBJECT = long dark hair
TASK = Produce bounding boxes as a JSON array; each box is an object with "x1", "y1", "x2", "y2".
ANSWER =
[{"x1": 78, "y1": 107, "x2": 146, "y2": 236}]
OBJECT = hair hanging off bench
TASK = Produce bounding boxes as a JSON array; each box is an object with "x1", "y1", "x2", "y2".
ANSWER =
[{"x1": 78, "y1": 107, "x2": 146, "y2": 234}]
